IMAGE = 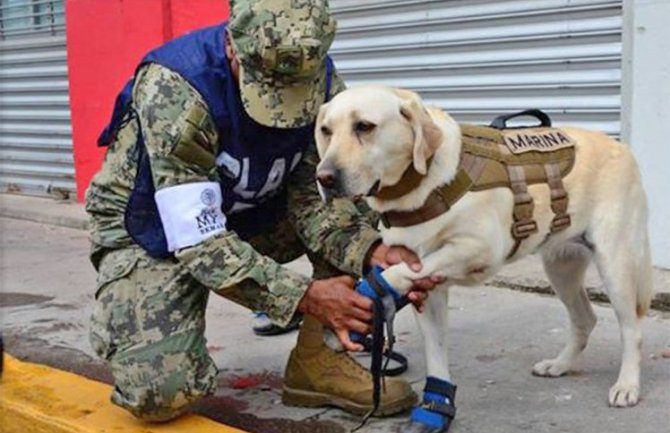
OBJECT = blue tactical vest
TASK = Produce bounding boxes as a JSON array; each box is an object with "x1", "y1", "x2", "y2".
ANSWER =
[{"x1": 99, "y1": 23, "x2": 333, "y2": 258}]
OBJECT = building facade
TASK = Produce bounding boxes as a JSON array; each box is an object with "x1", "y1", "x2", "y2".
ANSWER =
[
  {"x1": 0, "y1": 0, "x2": 667, "y2": 267},
  {"x1": 0, "y1": 0, "x2": 73, "y2": 197}
]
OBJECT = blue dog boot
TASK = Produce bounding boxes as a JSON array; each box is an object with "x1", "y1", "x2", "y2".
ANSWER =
[
  {"x1": 356, "y1": 266, "x2": 403, "y2": 304},
  {"x1": 349, "y1": 265, "x2": 406, "y2": 344},
  {"x1": 406, "y1": 377, "x2": 457, "y2": 433}
]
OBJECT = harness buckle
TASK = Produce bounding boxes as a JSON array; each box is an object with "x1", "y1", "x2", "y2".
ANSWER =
[
  {"x1": 511, "y1": 219, "x2": 538, "y2": 239},
  {"x1": 550, "y1": 195, "x2": 569, "y2": 214},
  {"x1": 550, "y1": 213, "x2": 571, "y2": 233}
]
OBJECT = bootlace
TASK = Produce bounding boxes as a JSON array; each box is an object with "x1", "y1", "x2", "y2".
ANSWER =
[{"x1": 328, "y1": 350, "x2": 372, "y2": 380}]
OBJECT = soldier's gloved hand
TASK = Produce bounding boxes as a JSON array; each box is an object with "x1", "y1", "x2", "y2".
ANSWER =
[{"x1": 298, "y1": 275, "x2": 373, "y2": 351}]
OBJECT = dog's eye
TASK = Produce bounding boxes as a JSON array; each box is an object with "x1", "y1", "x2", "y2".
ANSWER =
[
  {"x1": 320, "y1": 126, "x2": 332, "y2": 137},
  {"x1": 354, "y1": 121, "x2": 376, "y2": 133}
]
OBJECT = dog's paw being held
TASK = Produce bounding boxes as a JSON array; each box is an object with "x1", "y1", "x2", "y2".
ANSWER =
[
  {"x1": 609, "y1": 382, "x2": 640, "y2": 408},
  {"x1": 532, "y1": 359, "x2": 571, "y2": 377},
  {"x1": 381, "y1": 263, "x2": 417, "y2": 294}
]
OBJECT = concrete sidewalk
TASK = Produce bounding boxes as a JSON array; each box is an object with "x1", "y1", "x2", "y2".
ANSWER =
[
  {"x1": 1, "y1": 214, "x2": 669, "y2": 433},
  {"x1": 0, "y1": 193, "x2": 88, "y2": 230}
]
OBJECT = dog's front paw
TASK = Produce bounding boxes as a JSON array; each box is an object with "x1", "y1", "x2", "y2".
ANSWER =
[
  {"x1": 609, "y1": 382, "x2": 640, "y2": 407},
  {"x1": 532, "y1": 358, "x2": 571, "y2": 377}
]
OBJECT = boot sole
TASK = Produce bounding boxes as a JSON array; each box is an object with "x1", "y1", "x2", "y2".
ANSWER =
[{"x1": 282, "y1": 385, "x2": 417, "y2": 417}]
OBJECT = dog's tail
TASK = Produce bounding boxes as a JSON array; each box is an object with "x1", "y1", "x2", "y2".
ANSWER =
[
  {"x1": 631, "y1": 180, "x2": 654, "y2": 318},
  {"x1": 623, "y1": 153, "x2": 654, "y2": 319},
  {"x1": 634, "y1": 234, "x2": 654, "y2": 318}
]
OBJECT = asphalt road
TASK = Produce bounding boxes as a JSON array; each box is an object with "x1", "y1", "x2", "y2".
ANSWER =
[{"x1": 1, "y1": 217, "x2": 668, "y2": 433}]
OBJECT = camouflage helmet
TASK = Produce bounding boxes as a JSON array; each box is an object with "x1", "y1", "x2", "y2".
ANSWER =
[{"x1": 228, "y1": 0, "x2": 337, "y2": 128}]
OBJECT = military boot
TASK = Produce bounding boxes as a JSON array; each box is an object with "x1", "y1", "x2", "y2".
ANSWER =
[{"x1": 282, "y1": 315, "x2": 417, "y2": 416}]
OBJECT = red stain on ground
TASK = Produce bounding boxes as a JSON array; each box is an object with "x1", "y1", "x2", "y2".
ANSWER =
[
  {"x1": 221, "y1": 371, "x2": 284, "y2": 390},
  {"x1": 231, "y1": 376, "x2": 262, "y2": 389}
]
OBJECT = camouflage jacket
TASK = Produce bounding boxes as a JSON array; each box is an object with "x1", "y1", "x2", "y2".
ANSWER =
[{"x1": 85, "y1": 63, "x2": 381, "y2": 325}]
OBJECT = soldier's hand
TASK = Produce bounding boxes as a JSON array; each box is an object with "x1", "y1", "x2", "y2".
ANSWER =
[
  {"x1": 368, "y1": 243, "x2": 445, "y2": 312},
  {"x1": 298, "y1": 276, "x2": 373, "y2": 351}
]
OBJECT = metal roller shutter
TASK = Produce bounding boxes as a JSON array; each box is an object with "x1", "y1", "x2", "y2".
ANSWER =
[
  {"x1": 0, "y1": 0, "x2": 74, "y2": 197},
  {"x1": 330, "y1": 0, "x2": 623, "y2": 136}
]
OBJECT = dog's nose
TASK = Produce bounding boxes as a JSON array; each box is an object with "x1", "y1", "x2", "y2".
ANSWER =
[{"x1": 317, "y1": 169, "x2": 337, "y2": 189}]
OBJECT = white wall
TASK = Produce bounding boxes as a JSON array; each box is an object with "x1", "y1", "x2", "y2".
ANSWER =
[{"x1": 621, "y1": 0, "x2": 670, "y2": 269}]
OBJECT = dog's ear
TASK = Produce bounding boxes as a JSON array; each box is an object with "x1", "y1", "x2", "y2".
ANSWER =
[{"x1": 397, "y1": 92, "x2": 443, "y2": 175}]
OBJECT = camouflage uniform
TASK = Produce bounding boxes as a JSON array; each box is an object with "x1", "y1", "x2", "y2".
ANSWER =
[{"x1": 86, "y1": 15, "x2": 385, "y2": 421}]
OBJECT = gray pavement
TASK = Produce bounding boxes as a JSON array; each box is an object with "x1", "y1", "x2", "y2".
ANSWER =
[
  {"x1": 0, "y1": 193, "x2": 89, "y2": 230},
  {"x1": 1, "y1": 195, "x2": 669, "y2": 433}
]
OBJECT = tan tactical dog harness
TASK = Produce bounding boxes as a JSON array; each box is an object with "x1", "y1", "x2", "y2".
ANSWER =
[{"x1": 377, "y1": 110, "x2": 576, "y2": 258}]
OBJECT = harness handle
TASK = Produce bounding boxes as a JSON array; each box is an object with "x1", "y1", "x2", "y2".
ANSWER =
[{"x1": 489, "y1": 109, "x2": 552, "y2": 129}]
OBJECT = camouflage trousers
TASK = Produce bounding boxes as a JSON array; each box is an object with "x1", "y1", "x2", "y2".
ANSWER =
[{"x1": 89, "y1": 218, "x2": 362, "y2": 422}]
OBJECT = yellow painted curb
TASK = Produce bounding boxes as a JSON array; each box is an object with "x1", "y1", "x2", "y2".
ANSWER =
[{"x1": 0, "y1": 355, "x2": 247, "y2": 433}]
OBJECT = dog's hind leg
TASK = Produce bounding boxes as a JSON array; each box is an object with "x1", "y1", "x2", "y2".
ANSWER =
[
  {"x1": 588, "y1": 172, "x2": 652, "y2": 408},
  {"x1": 533, "y1": 244, "x2": 596, "y2": 377},
  {"x1": 592, "y1": 247, "x2": 647, "y2": 407},
  {"x1": 591, "y1": 230, "x2": 651, "y2": 407}
]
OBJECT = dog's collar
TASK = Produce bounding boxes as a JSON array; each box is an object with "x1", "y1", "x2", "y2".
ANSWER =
[
  {"x1": 380, "y1": 166, "x2": 472, "y2": 229},
  {"x1": 374, "y1": 157, "x2": 434, "y2": 201}
]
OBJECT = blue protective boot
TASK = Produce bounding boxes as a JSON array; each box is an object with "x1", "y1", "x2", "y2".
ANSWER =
[
  {"x1": 406, "y1": 377, "x2": 457, "y2": 433},
  {"x1": 350, "y1": 265, "x2": 406, "y2": 345}
]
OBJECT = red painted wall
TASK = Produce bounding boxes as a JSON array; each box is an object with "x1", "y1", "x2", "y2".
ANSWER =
[{"x1": 66, "y1": 0, "x2": 230, "y2": 201}]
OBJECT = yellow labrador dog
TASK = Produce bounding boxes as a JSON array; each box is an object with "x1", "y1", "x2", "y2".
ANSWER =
[{"x1": 315, "y1": 86, "x2": 653, "y2": 429}]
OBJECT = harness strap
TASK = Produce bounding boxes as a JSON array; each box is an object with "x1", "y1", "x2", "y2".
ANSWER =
[
  {"x1": 461, "y1": 152, "x2": 488, "y2": 184},
  {"x1": 544, "y1": 163, "x2": 571, "y2": 233},
  {"x1": 375, "y1": 158, "x2": 434, "y2": 201},
  {"x1": 506, "y1": 165, "x2": 538, "y2": 258}
]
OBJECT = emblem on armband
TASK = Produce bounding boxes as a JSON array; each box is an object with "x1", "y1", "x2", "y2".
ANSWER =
[{"x1": 201, "y1": 188, "x2": 217, "y2": 206}]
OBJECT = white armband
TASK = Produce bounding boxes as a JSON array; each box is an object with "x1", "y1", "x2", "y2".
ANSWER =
[{"x1": 155, "y1": 182, "x2": 227, "y2": 252}]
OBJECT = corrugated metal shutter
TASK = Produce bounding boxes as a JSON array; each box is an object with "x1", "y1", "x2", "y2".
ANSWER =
[
  {"x1": 330, "y1": 0, "x2": 622, "y2": 136},
  {"x1": 0, "y1": 0, "x2": 74, "y2": 197}
]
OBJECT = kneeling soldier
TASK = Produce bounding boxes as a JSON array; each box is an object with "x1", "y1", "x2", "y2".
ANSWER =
[{"x1": 86, "y1": 0, "x2": 434, "y2": 422}]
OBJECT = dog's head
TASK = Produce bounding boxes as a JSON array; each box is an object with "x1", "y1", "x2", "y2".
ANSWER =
[{"x1": 315, "y1": 86, "x2": 446, "y2": 201}]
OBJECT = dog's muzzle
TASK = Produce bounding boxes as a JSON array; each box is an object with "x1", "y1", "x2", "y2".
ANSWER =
[
  {"x1": 316, "y1": 165, "x2": 381, "y2": 203},
  {"x1": 316, "y1": 167, "x2": 341, "y2": 203}
]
